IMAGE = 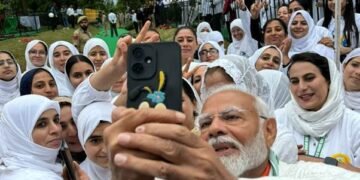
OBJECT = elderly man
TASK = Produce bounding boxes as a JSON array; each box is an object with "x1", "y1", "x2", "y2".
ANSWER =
[
  {"x1": 73, "y1": 15, "x2": 92, "y2": 53},
  {"x1": 104, "y1": 85, "x2": 360, "y2": 179}
]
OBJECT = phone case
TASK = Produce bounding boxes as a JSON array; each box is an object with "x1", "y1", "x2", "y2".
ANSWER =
[{"x1": 127, "y1": 42, "x2": 182, "y2": 111}]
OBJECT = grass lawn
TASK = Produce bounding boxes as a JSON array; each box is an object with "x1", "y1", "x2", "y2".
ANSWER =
[{"x1": 0, "y1": 25, "x2": 179, "y2": 72}]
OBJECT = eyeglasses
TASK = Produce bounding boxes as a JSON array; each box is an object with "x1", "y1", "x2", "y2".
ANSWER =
[
  {"x1": 29, "y1": 50, "x2": 46, "y2": 56},
  {"x1": 0, "y1": 59, "x2": 15, "y2": 66},
  {"x1": 199, "y1": 48, "x2": 219, "y2": 56}
]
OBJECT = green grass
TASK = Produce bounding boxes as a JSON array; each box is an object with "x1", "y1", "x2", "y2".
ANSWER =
[
  {"x1": 0, "y1": 26, "x2": 100, "y2": 72},
  {"x1": 0, "y1": 25, "x2": 179, "y2": 72}
]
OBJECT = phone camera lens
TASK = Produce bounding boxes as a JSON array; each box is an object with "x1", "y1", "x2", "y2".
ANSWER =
[
  {"x1": 144, "y1": 56, "x2": 152, "y2": 64},
  {"x1": 132, "y1": 63, "x2": 144, "y2": 74},
  {"x1": 133, "y1": 48, "x2": 144, "y2": 59}
]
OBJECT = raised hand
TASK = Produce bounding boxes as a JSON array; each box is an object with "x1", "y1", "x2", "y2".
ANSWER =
[{"x1": 250, "y1": 0, "x2": 264, "y2": 19}]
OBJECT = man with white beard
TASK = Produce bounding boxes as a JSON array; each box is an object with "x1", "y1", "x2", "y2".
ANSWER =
[{"x1": 104, "y1": 84, "x2": 360, "y2": 179}]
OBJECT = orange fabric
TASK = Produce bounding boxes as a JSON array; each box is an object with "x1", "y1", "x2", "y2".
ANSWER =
[{"x1": 261, "y1": 163, "x2": 271, "y2": 176}]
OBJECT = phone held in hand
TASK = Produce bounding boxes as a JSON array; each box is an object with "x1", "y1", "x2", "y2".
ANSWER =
[
  {"x1": 60, "y1": 141, "x2": 76, "y2": 180},
  {"x1": 127, "y1": 42, "x2": 182, "y2": 112}
]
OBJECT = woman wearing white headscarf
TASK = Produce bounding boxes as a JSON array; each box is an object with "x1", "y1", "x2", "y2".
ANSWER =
[
  {"x1": 0, "y1": 51, "x2": 21, "y2": 113},
  {"x1": 207, "y1": 31, "x2": 225, "y2": 52},
  {"x1": 24, "y1": 40, "x2": 50, "y2": 72},
  {"x1": 342, "y1": 48, "x2": 360, "y2": 113},
  {"x1": 249, "y1": 45, "x2": 283, "y2": 71},
  {"x1": 196, "y1": 21, "x2": 213, "y2": 44},
  {"x1": 258, "y1": 69, "x2": 290, "y2": 110},
  {"x1": 76, "y1": 101, "x2": 114, "y2": 180},
  {"x1": 227, "y1": 19, "x2": 258, "y2": 57},
  {"x1": 197, "y1": 41, "x2": 225, "y2": 62},
  {"x1": 276, "y1": 52, "x2": 360, "y2": 168},
  {"x1": 83, "y1": 38, "x2": 111, "y2": 71},
  {"x1": 48, "y1": 41, "x2": 79, "y2": 97},
  {"x1": 288, "y1": 10, "x2": 334, "y2": 60},
  {"x1": 0, "y1": 95, "x2": 62, "y2": 179}
]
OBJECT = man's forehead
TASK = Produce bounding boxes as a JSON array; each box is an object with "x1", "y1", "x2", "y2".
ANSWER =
[{"x1": 203, "y1": 90, "x2": 256, "y2": 111}]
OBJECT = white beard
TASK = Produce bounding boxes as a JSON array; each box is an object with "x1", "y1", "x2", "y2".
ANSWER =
[{"x1": 208, "y1": 129, "x2": 268, "y2": 177}]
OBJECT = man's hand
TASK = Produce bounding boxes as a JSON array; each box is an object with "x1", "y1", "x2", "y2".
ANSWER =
[
  {"x1": 236, "y1": 0, "x2": 246, "y2": 10},
  {"x1": 106, "y1": 107, "x2": 236, "y2": 180}
]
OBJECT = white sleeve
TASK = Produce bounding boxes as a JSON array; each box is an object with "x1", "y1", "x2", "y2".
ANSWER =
[
  {"x1": 271, "y1": 125, "x2": 298, "y2": 164},
  {"x1": 71, "y1": 75, "x2": 112, "y2": 121},
  {"x1": 348, "y1": 110, "x2": 360, "y2": 167}
]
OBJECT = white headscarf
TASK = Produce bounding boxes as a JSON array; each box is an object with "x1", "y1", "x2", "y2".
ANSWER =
[
  {"x1": 24, "y1": 40, "x2": 50, "y2": 71},
  {"x1": 201, "y1": 55, "x2": 273, "y2": 109},
  {"x1": 0, "y1": 51, "x2": 22, "y2": 113},
  {"x1": 76, "y1": 101, "x2": 113, "y2": 180},
  {"x1": 48, "y1": 41, "x2": 79, "y2": 97},
  {"x1": 196, "y1": 22, "x2": 213, "y2": 44},
  {"x1": 249, "y1": 45, "x2": 283, "y2": 71},
  {"x1": 207, "y1": 31, "x2": 225, "y2": 51},
  {"x1": 198, "y1": 41, "x2": 225, "y2": 62},
  {"x1": 0, "y1": 95, "x2": 62, "y2": 177},
  {"x1": 283, "y1": 56, "x2": 345, "y2": 137},
  {"x1": 227, "y1": 19, "x2": 258, "y2": 57},
  {"x1": 342, "y1": 48, "x2": 360, "y2": 112},
  {"x1": 83, "y1": 38, "x2": 111, "y2": 60},
  {"x1": 258, "y1": 69, "x2": 290, "y2": 109},
  {"x1": 288, "y1": 10, "x2": 334, "y2": 60},
  {"x1": 64, "y1": 55, "x2": 96, "y2": 95}
]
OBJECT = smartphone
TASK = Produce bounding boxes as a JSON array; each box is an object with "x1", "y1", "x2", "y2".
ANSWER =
[
  {"x1": 127, "y1": 42, "x2": 182, "y2": 112},
  {"x1": 60, "y1": 141, "x2": 76, "y2": 180}
]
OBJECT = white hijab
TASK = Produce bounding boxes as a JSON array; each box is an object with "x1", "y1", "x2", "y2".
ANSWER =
[
  {"x1": 0, "y1": 51, "x2": 22, "y2": 112},
  {"x1": 342, "y1": 48, "x2": 360, "y2": 112},
  {"x1": 0, "y1": 95, "x2": 62, "y2": 178},
  {"x1": 24, "y1": 40, "x2": 50, "y2": 71},
  {"x1": 83, "y1": 38, "x2": 111, "y2": 60},
  {"x1": 48, "y1": 41, "x2": 79, "y2": 97},
  {"x1": 227, "y1": 19, "x2": 258, "y2": 57},
  {"x1": 283, "y1": 57, "x2": 345, "y2": 137},
  {"x1": 207, "y1": 31, "x2": 225, "y2": 51},
  {"x1": 198, "y1": 41, "x2": 225, "y2": 62},
  {"x1": 201, "y1": 55, "x2": 273, "y2": 109},
  {"x1": 76, "y1": 101, "x2": 113, "y2": 180},
  {"x1": 288, "y1": 10, "x2": 334, "y2": 60},
  {"x1": 196, "y1": 22, "x2": 213, "y2": 44},
  {"x1": 249, "y1": 45, "x2": 283, "y2": 71},
  {"x1": 258, "y1": 69, "x2": 290, "y2": 109}
]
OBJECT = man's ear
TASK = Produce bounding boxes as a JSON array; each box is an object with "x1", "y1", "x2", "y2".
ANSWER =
[{"x1": 263, "y1": 118, "x2": 277, "y2": 149}]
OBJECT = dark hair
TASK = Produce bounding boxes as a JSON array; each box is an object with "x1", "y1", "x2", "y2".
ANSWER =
[
  {"x1": 65, "y1": 55, "x2": 95, "y2": 78},
  {"x1": 287, "y1": 52, "x2": 330, "y2": 83},
  {"x1": 37, "y1": 41, "x2": 48, "y2": 55},
  {"x1": 20, "y1": 68, "x2": 56, "y2": 96},
  {"x1": 289, "y1": 0, "x2": 310, "y2": 11},
  {"x1": 262, "y1": 18, "x2": 288, "y2": 38},
  {"x1": 173, "y1": 26, "x2": 197, "y2": 41},
  {"x1": 183, "y1": 79, "x2": 196, "y2": 103},
  {"x1": 322, "y1": 0, "x2": 358, "y2": 47},
  {"x1": 59, "y1": 101, "x2": 71, "y2": 108}
]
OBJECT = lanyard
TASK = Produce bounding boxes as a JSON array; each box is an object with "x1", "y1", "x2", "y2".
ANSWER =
[{"x1": 304, "y1": 135, "x2": 326, "y2": 158}]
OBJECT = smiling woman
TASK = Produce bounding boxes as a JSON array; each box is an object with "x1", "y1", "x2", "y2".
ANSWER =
[
  {"x1": 342, "y1": 48, "x2": 360, "y2": 113},
  {"x1": 24, "y1": 40, "x2": 49, "y2": 72},
  {"x1": 65, "y1": 55, "x2": 95, "y2": 94},
  {"x1": 0, "y1": 95, "x2": 63, "y2": 179},
  {"x1": 83, "y1": 38, "x2": 111, "y2": 71}
]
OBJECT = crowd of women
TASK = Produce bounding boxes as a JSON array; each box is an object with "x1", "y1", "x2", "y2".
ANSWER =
[{"x1": 0, "y1": 0, "x2": 360, "y2": 179}]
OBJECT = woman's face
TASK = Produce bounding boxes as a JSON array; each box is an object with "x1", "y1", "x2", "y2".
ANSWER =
[
  {"x1": 290, "y1": 14, "x2": 309, "y2": 39},
  {"x1": 204, "y1": 68, "x2": 234, "y2": 90},
  {"x1": 29, "y1": 43, "x2": 47, "y2": 67},
  {"x1": 88, "y1": 46, "x2": 108, "y2": 71},
  {"x1": 343, "y1": 57, "x2": 360, "y2": 91},
  {"x1": 231, "y1": 26, "x2": 244, "y2": 41},
  {"x1": 264, "y1": 20, "x2": 287, "y2": 47},
  {"x1": 0, "y1": 52, "x2": 17, "y2": 81},
  {"x1": 182, "y1": 90, "x2": 195, "y2": 130},
  {"x1": 53, "y1": 46, "x2": 72, "y2": 73},
  {"x1": 289, "y1": 1, "x2": 304, "y2": 14},
  {"x1": 84, "y1": 123, "x2": 110, "y2": 168},
  {"x1": 255, "y1": 48, "x2": 281, "y2": 71},
  {"x1": 69, "y1": 61, "x2": 94, "y2": 89},
  {"x1": 32, "y1": 109, "x2": 62, "y2": 149},
  {"x1": 199, "y1": 43, "x2": 219, "y2": 62},
  {"x1": 192, "y1": 66, "x2": 207, "y2": 95},
  {"x1": 175, "y1": 29, "x2": 198, "y2": 65},
  {"x1": 288, "y1": 62, "x2": 329, "y2": 111},
  {"x1": 277, "y1": 6, "x2": 290, "y2": 24},
  {"x1": 31, "y1": 71, "x2": 58, "y2": 99},
  {"x1": 328, "y1": 0, "x2": 347, "y2": 13},
  {"x1": 60, "y1": 105, "x2": 83, "y2": 152}
]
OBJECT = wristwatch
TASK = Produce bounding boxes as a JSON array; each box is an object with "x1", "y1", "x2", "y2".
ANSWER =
[{"x1": 324, "y1": 157, "x2": 338, "y2": 166}]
